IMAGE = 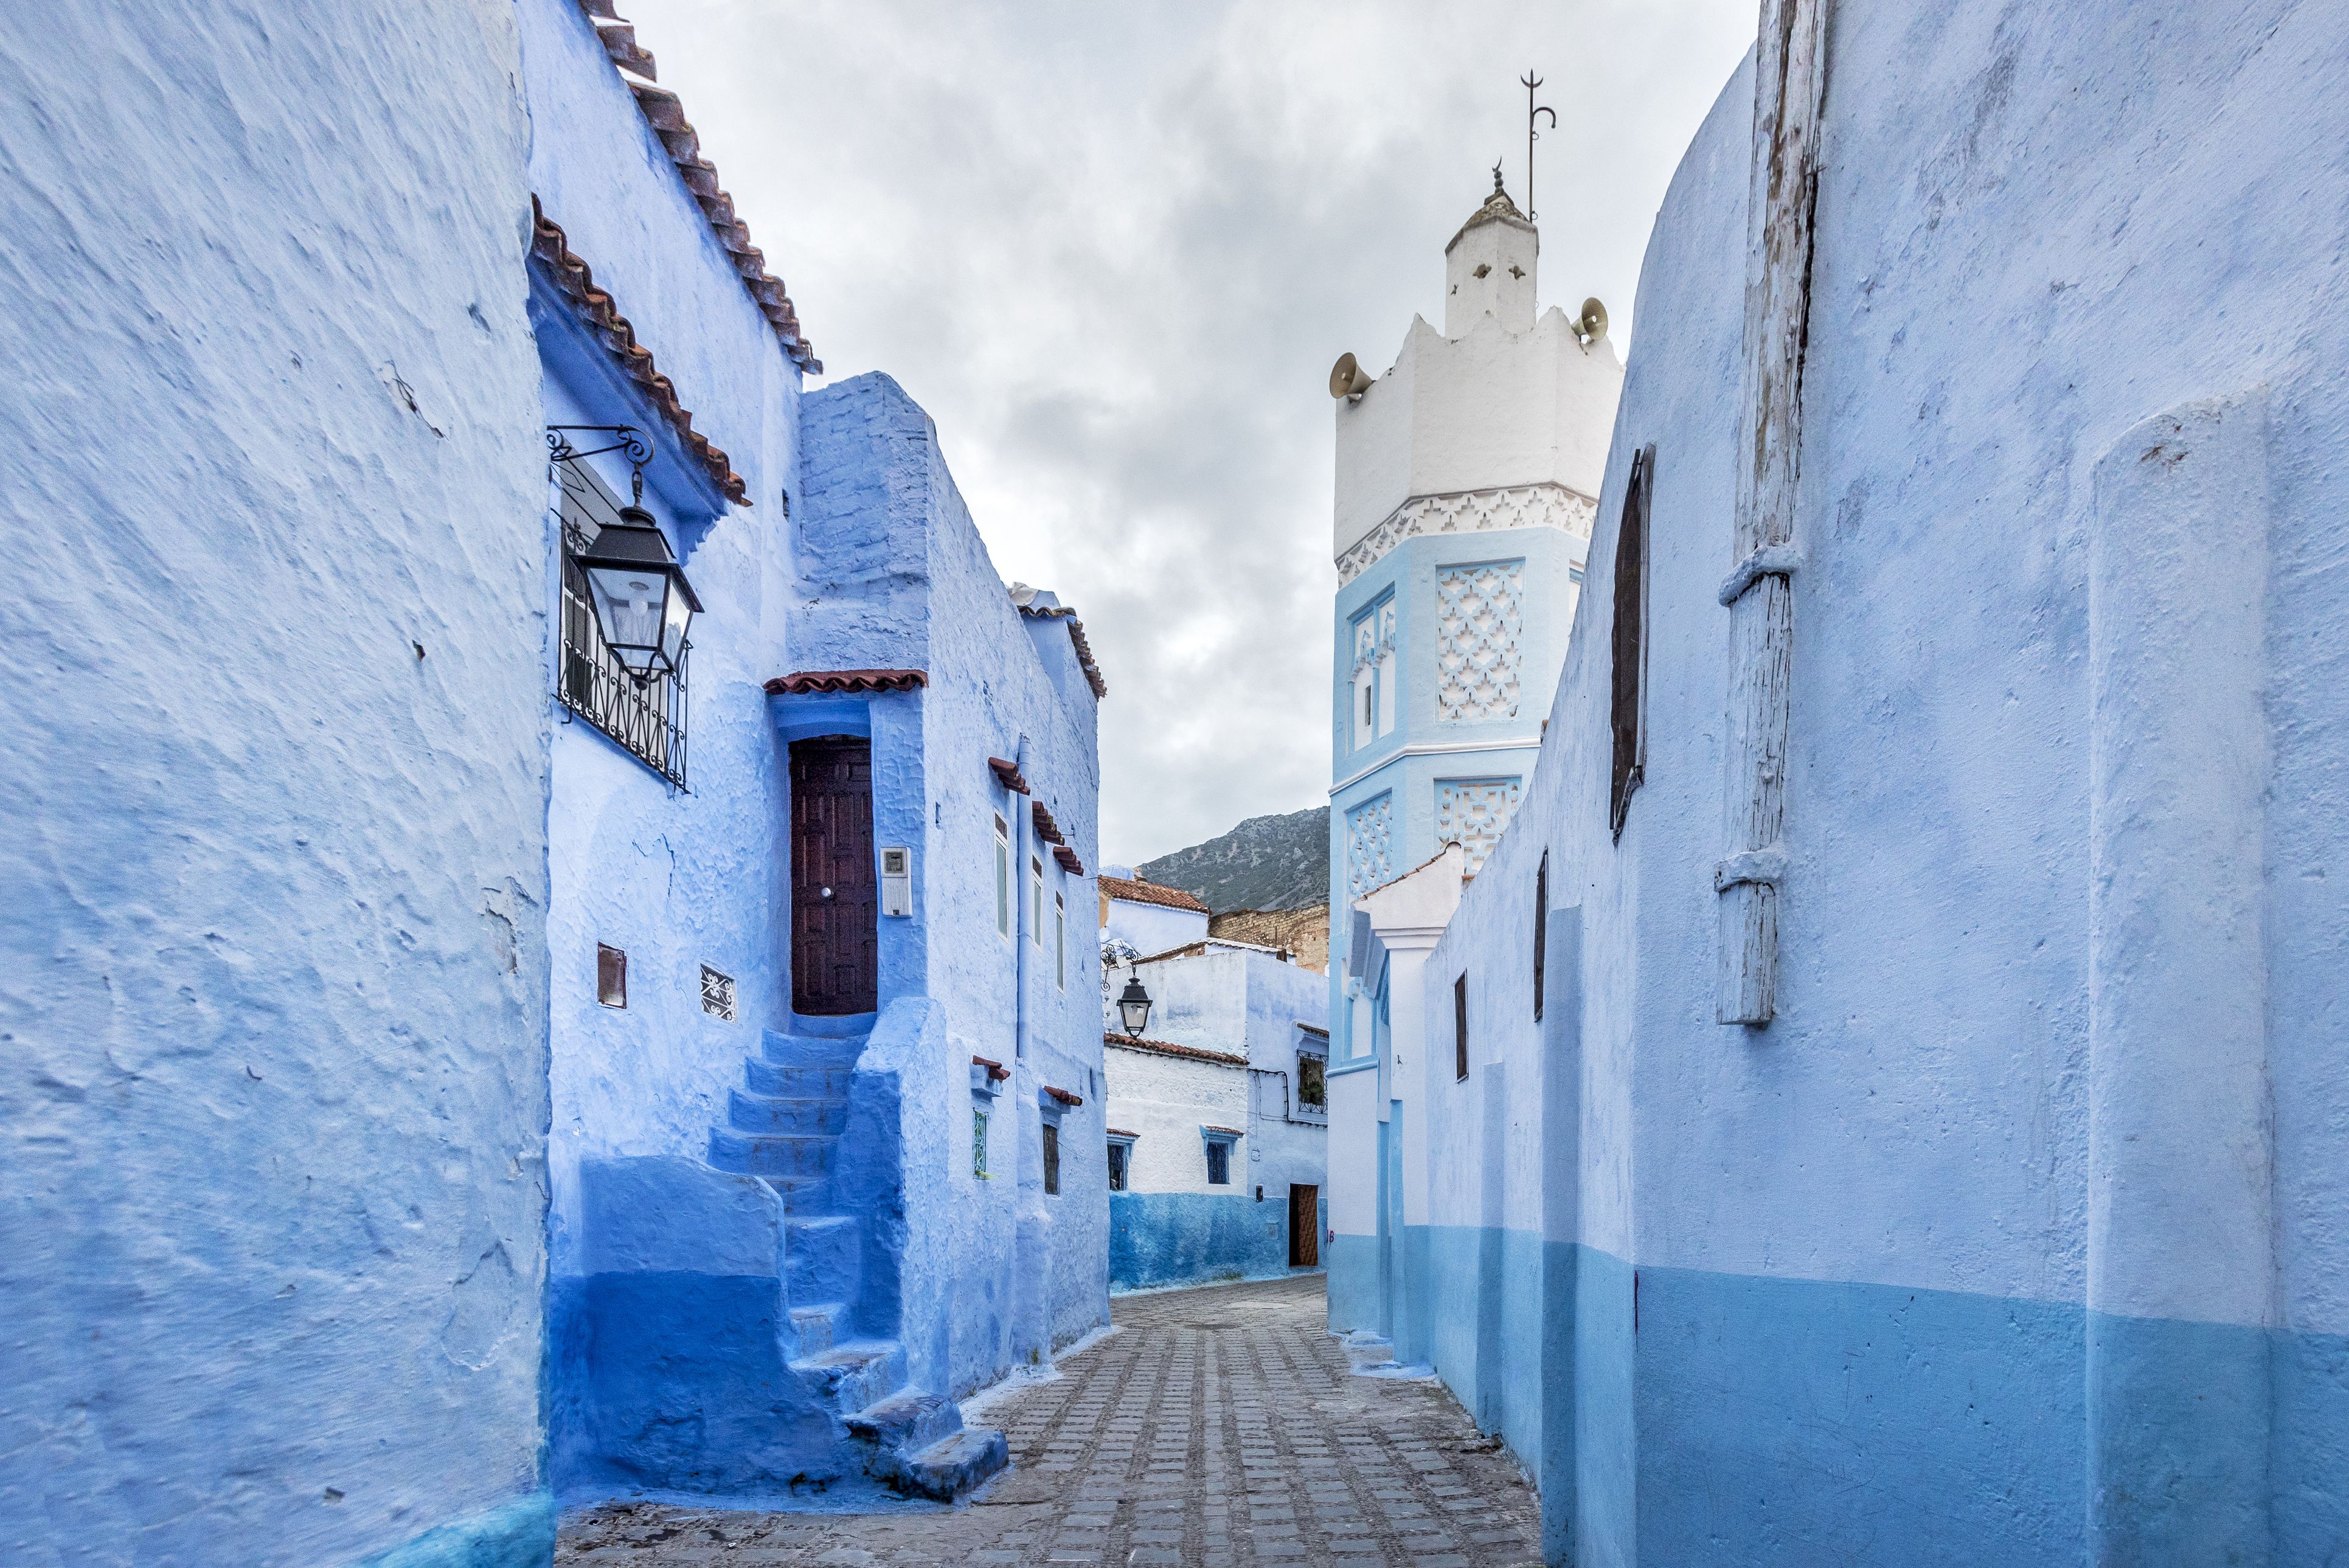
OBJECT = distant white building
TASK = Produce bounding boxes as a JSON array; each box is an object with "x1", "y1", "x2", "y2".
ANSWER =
[
  {"x1": 1097, "y1": 871, "x2": 1210, "y2": 961},
  {"x1": 1099, "y1": 938, "x2": 1328, "y2": 1290}
]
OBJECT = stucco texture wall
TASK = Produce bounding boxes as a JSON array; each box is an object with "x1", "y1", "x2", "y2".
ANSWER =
[
  {"x1": 1390, "y1": 4, "x2": 2349, "y2": 1563},
  {"x1": 0, "y1": 5, "x2": 556, "y2": 1566}
]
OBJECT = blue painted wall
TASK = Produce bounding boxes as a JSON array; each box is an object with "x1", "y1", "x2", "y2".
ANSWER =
[
  {"x1": 0, "y1": 6, "x2": 557, "y2": 1565},
  {"x1": 1109, "y1": 1193, "x2": 1291, "y2": 1291},
  {"x1": 1363, "y1": 3, "x2": 2349, "y2": 1562}
]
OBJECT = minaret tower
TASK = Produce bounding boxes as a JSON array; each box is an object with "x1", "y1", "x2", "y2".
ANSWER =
[{"x1": 1322, "y1": 173, "x2": 1625, "y2": 1054}]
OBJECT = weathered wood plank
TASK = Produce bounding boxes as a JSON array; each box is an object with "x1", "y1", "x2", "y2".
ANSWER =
[{"x1": 1718, "y1": 0, "x2": 1830, "y2": 1026}]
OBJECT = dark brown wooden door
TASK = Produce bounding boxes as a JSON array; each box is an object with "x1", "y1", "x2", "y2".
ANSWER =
[
  {"x1": 1289, "y1": 1184, "x2": 1320, "y2": 1266},
  {"x1": 789, "y1": 735, "x2": 878, "y2": 1015}
]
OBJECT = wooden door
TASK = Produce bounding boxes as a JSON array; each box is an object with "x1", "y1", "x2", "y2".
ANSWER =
[
  {"x1": 789, "y1": 735, "x2": 878, "y2": 1015},
  {"x1": 1289, "y1": 1184, "x2": 1320, "y2": 1267}
]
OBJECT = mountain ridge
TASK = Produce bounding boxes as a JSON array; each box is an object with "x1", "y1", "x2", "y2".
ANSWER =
[{"x1": 1136, "y1": 805, "x2": 1328, "y2": 915}]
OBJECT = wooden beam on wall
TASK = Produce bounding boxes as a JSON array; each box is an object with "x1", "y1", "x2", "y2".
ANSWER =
[{"x1": 1717, "y1": 0, "x2": 1830, "y2": 1026}]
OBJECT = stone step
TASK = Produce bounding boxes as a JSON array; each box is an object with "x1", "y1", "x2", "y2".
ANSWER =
[
  {"x1": 793, "y1": 1338, "x2": 906, "y2": 1415},
  {"x1": 762, "y1": 1029, "x2": 867, "y2": 1069},
  {"x1": 708, "y1": 1129, "x2": 839, "y2": 1179},
  {"x1": 785, "y1": 1215, "x2": 861, "y2": 1306},
  {"x1": 846, "y1": 1390, "x2": 963, "y2": 1457},
  {"x1": 883, "y1": 1428, "x2": 1010, "y2": 1502},
  {"x1": 790, "y1": 1302, "x2": 845, "y2": 1359},
  {"x1": 727, "y1": 1088, "x2": 849, "y2": 1137},
  {"x1": 743, "y1": 1060, "x2": 852, "y2": 1101},
  {"x1": 789, "y1": 1011, "x2": 876, "y2": 1040}
]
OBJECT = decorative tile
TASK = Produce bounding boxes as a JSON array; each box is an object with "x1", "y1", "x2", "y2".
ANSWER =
[
  {"x1": 1434, "y1": 561, "x2": 1525, "y2": 723},
  {"x1": 1345, "y1": 793, "x2": 1395, "y2": 902}
]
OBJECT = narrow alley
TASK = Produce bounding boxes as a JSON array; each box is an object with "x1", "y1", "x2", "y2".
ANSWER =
[{"x1": 557, "y1": 1277, "x2": 1543, "y2": 1568}]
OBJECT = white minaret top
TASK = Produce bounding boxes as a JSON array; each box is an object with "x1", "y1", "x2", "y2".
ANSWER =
[
  {"x1": 1329, "y1": 179, "x2": 1623, "y2": 564},
  {"x1": 1443, "y1": 173, "x2": 1539, "y2": 336}
]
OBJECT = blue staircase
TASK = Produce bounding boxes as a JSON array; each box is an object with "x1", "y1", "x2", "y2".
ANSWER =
[{"x1": 709, "y1": 1018, "x2": 1008, "y2": 1500}]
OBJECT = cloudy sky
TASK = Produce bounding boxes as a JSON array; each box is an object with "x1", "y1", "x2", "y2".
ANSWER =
[{"x1": 622, "y1": 0, "x2": 1756, "y2": 866}]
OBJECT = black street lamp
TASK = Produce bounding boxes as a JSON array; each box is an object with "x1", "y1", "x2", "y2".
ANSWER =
[
  {"x1": 550, "y1": 424, "x2": 704, "y2": 682},
  {"x1": 575, "y1": 499, "x2": 701, "y2": 681},
  {"x1": 1117, "y1": 973, "x2": 1153, "y2": 1039}
]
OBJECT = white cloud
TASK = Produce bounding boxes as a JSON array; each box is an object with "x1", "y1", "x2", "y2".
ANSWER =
[{"x1": 620, "y1": 0, "x2": 1754, "y2": 862}]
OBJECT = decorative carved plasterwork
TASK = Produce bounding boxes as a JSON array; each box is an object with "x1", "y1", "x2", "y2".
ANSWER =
[
  {"x1": 1337, "y1": 482, "x2": 1594, "y2": 586},
  {"x1": 1435, "y1": 560, "x2": 1525, "y2": 722},
  {"x1": 1435, "y1": 778, "x2": 1524, "y2": 873},
  {"x1": 1345, "y1": 793, "x2": 1395, "y2": 903}
]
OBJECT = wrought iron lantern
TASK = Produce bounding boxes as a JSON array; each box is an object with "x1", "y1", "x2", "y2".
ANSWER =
[
  {"x1": 1116, "y1": 973, "x2": 1153, "y2": 1039},
  {"x1": 549, "y1": 425, "x2": 702, "y2": 682},
  {"x1": 574, "y1": 501, "x2": 701, "y2": 681}
]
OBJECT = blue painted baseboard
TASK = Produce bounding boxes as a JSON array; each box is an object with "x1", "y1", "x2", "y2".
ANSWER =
[
  {"x1": 1108, "y1": 1191, "x2": 1297, "y2": 1292},
  {"x1": 351, "y1": 1495, "x2": 557, "y2": 1568},
  {"x1": 1365, "y1": 1226, "x2": 2349, "y2": 1565},
  {"x1": 548, "y1": 1272, "x2": 841, "y2": 1498}
]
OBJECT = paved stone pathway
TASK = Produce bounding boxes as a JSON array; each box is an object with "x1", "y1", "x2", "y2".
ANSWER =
[{"x1": 558, "y1": 1274, "x2": 1544, "y2": 1567}]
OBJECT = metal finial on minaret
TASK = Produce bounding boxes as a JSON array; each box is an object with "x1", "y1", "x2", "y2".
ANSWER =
[
  {"x1": 1491, "y1": 161, "x2": 1505, "y2": 195},
  {"x1": 1522, "y1": 71, "x2": 1556, "y2": 224}
]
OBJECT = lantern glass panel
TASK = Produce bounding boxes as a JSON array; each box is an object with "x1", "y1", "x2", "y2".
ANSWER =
[{"x1": 585, "y1": 563, "x2": 673, "y2": 675}]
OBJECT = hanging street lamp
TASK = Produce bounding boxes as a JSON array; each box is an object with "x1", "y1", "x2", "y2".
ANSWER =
[
  {"x1": 548, "y1": 425, "x2": 703, "y2": 682},
  {"x1": 1116, "y1": 972, "x2": 1154, "y2": 1039},
  {"x1": 574, "y1": 501, "x2": 701, "y2": 681}
]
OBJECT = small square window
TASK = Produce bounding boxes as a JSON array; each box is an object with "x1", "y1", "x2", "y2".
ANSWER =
[
  {"x1": 1043, "y1": 1123, "x2": 1060, "y2": 1196},
  {"x1": 597, "y1": 944, "x2": 627, "y2": 1009}
]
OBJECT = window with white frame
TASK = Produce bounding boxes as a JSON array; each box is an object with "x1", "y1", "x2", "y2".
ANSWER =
[
  {"x1": 1030, "y1": 856, "x2": 1045, "y2": 948},
  {"x1": 994, "y1": 814, "x2": 1011, "y2": 939},
  {"x1": 1055, "y1": 890, "x2": 1067, "y2": 989},
  {"x1": 1203, "y1": 1129, "x2": 1238, "y2": 1186}
]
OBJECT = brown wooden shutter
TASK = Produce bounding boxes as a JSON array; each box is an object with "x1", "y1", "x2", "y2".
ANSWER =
[
  {"x1": 1454, "y1": 973, "x2": 1470, "y2": 1081},
  {"x1": 1610, "y1": 444, "x2": 1656, "y2": 841},
  {"x1": 1533, "y1": 850, "x2": 1549, "y2": 1021}
]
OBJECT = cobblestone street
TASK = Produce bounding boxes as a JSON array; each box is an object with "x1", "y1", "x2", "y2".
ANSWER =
[{"x1": 558, "y1": 1275, "x2": 1544, "y2": 1567}]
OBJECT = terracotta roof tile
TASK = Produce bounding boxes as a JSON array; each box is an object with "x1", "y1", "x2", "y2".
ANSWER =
[
  {"x1": 1018, "y1": 603, "x2": 1107, "y2": 699},
  {"x1": 763, "y1": 669, "x2": 927, "y2": 695},
  {"x1": 1098, "y1": 875, "x2": 1208, "y2": 914},
  {"x1": 574, "y1": 2, "x2": 819, "y2": 373},
  {"x1": 1106, "y1": 1128, "x2": 1139, "y2": 1140},
  {"x1": 1043, "y1": 1085, "x2": 1083, "y2": 1107},
  {"x1": 1104, "y1": 1033, "x2": 1249, "y2": 1069},
  {"x1": 1031, "y1": 800, "x2": 1066, "y2": 847},
  {"x1": 530, "y1": 199, "x2": 748, "y2": 505},
  {"x1": 988, "y1": 757, "x2": 1030, "y2": 796},
  {"x1": 971, "y1": 1054, "x2": 1010, "y2": 1082},
  {"x1": 1202, "y1": 1125, "x2": 1246, "y2": 1138},
  {"x1": 1053, "y1": 845, "x2": 1086, "y2": 876}
]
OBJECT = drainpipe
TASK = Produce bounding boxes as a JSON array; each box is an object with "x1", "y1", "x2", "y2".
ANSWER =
[
  {"x1": 1009, "y1": 734, "x2": 1049, "y2": 1367},
  {"x1": 1013, "y1": 734, "x2": 1032, "y2": 1061}
]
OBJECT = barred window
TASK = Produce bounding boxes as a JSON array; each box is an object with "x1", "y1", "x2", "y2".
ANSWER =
[{"x1": 556, "y1": 456, "x2": 689, "y2": 787}]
